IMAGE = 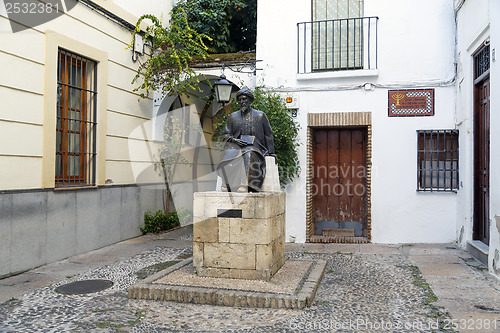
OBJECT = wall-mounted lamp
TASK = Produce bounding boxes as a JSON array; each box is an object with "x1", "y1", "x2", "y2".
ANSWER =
[
  {"x1": 213, "y1": 60, "x2": 262, "y2": 104},
  {"x1": 213, "y1": 73, "x2": 233, "y2": 105}
]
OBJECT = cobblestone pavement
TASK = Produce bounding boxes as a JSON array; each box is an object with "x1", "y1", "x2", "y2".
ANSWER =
[
  {"x1": 128, "y1": 253, "x2": 450, "y2": 333},
  {"x1": 0, "y1": 227, "x2": 499, "y2": 332}
]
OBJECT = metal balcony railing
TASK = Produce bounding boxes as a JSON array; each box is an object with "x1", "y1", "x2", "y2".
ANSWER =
[{"x1": 297, "y1": 17, "x2": 379, "y2": 74}]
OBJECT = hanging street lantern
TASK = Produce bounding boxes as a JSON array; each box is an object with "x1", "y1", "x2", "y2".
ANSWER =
[{"x1": 213, "y1": 74, "x2": 233, "y2": 105}]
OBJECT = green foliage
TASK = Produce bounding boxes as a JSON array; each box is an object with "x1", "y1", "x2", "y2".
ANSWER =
[
  {"x1": 213, "y1": 111, "x2": 230, "y2": 139},
  {"x1": 214, "y1": 86, "x2": 301, "y2": 187},
  {"x1": 141, "y1": 210, "x2": 180, "y2": 234},
  {"x1": 129, "y1": 9, "x2": 211, "y2": 97},
  {"x1": 3, "y1": 297, "x2": 17, "y2": 304},
  {"x1": 227, "y1": 0, "x2": 257, "y2": 52},
  {"x1": 252, "y1": 86, "x2": 300, "y2": 187},
  {"x1": 173, "y1": 0, "x2": 256, "y2": 53},
  {"x1": 253, "y1": 86, "x2": 301, "y2": 187},
  {"x1": 408, "y1": 265, "x2": 454, "y2": 330}
]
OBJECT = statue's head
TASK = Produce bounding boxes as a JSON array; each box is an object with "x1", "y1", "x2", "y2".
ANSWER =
[{"x1": 236, "y1": 87, "x2": 255, "y2": 103}]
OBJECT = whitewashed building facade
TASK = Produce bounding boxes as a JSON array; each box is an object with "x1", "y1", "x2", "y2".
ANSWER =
[
  {"x1": 255, "y1": 0, "x2": 499, "y2": 277},
  {"x1": 1, "y1": 0, "x2": 499, "y2": 280},
  {"x1": 455, "y1": 0, "x2": 500, "y2": 276}
]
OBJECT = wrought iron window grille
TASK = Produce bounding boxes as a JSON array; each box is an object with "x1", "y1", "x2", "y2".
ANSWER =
[
  {"x1": 417, "y1": 130, "x2": 459, "y2": 192},
  {"x1": 297, "y1": 16, "x2": 378, "y2": 74},
  {"x1": 56, "y1": 49, "x2": 98, "y2": 188},
  {"x1": 474, "y1": 43, "x2": 490, "y2": 81}
]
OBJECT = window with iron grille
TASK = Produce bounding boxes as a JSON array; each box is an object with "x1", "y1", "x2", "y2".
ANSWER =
[
  {"x1": 312, "y1": 0, "x2": 364, "y2": 71},
  {"x1": 417, "y1": 130, "x2": 459, "y2": 192},
  {"x1": 474, "y1": 43, "x2": 490, "y2": 80},
  {"x1": 56, "y1": 49, "x2": 97, "y2": 187}
]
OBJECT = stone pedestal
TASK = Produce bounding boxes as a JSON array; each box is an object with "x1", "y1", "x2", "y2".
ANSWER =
[
  {"x1": 193, "y1": 191, "x2": 286, "y2": 281},
  {"x1": 261, "y1": 156, "x2": 280, "y2": 192}
]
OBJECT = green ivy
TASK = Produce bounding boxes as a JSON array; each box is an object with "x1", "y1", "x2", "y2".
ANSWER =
[
  {"x1": 129, "y1": 8, "x2": 212, "y2": 98},
  {"x1": 214, "y1": 86, "x2": 301, "y2": 187},
  {"x1": 141, "y1": 210, "x2": 180, "y2": 234}
]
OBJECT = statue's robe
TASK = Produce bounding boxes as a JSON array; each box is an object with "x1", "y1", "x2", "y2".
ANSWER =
[{"x1": 217, "y1": 108, "x2": 275, "y2": 192}]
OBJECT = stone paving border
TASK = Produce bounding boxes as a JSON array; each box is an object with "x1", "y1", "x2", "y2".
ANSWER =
[{"x1": 128, "y1": 258, "x2": 327, "y2": 309}]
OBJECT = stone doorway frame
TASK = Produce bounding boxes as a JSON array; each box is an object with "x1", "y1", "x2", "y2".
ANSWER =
[{"x1": 306, "y1": 112, "x2": 372, "y2": 243}]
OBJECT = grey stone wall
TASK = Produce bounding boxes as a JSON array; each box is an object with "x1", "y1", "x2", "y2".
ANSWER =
[{"x1": 0, "y1": 184, "x2": 164, "y2": 278}]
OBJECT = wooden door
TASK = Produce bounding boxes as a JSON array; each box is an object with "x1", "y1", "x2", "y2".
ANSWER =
[
  {"x1": 473, "y1": 77, "x2": 490, "y2": 245},
  {"x1": 312, "y1": 128, "x2": 367, "y2": 237}
]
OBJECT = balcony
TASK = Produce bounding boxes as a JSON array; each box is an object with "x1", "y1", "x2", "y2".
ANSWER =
[{"x1": 297, "y1": 17, "x2": 379, "y2": 76}]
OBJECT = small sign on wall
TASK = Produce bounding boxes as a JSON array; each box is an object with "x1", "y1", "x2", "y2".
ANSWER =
[
  {"x1": 388, "y1": 89, "x2": 434, "y2": 117},
  {"x1": 284, "y1": 95, "x2": 299, "y2": 109}
]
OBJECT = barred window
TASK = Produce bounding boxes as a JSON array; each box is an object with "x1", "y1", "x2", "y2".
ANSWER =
[
  {"x1": 56, "y1": 49, "x2": 97, "y2": 187},
  {"x1": 474, "y1": 43, "x2": 490, "y2": 80},
  {"x1": 417, "y1": 130, "x2": 459, "y2": 192}
]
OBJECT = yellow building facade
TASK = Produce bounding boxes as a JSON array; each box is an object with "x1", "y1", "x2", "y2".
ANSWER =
[{"x1": 0, "y1": 0, "x2": 170, "y2": 277}]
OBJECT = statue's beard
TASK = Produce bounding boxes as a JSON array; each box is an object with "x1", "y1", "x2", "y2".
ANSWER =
[{"x1": 241, "y1": 105, "x2": 251, "y2": 113}]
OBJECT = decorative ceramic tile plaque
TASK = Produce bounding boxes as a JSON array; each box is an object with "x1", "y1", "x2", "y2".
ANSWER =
[{"x1": 388, "y1": 89, "x2": 434, "y2": 117}]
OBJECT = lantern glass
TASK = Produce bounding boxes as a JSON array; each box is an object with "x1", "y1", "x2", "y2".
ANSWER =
[{"x1": 214, "y1": 75, "x2": 233, "y2": 104}]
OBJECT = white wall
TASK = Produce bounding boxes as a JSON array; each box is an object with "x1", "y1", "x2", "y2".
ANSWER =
[
  {"x1": 455, "y1": 0, "x2": 500, "y2": 277},
  {"x1": 454, "y1": 0, "x2": 489, "y2": 248},
  {"x1": 489, "y1": 0, "x2": 500, "y2": 276},
  {"x1": 257, "y1": 0, "x2": 458, "y2": 243},
  {"x1": 113, "y1": 0, "x2": 171, "y2": 21}
]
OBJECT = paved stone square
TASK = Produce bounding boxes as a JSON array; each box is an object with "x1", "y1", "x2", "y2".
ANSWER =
[{"x1": 0, "y1": 226, "x2": 499, "y2": 332}]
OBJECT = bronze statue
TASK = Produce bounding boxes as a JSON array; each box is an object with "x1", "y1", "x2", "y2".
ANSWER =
[{"x1": 217, "y1": 87, "x2": 275, "y2": 192}]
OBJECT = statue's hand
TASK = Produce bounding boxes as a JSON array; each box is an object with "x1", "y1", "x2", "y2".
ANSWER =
[{"x1": 233, "y1": 138, "x2": 248, "y2": 147}]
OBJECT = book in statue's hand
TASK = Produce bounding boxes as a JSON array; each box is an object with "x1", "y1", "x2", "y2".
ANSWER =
[{"x1": 240, "y1": 135, "x2": 255, "y2": 145}]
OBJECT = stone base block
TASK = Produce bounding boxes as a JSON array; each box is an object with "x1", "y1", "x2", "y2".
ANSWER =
[{"x1": 193, "y1": 191, "x2": 285, "y2": 281}]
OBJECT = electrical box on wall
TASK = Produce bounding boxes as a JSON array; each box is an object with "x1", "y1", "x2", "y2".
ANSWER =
[
  {"x1": 284, "y1": 95, "x2": 299, "y2": 109},
  {"x1": 134, "y1": 34, "x2": 144, "y2": 55}
]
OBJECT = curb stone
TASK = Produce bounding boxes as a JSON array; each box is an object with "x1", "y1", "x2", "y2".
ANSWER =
[{"x1": 128, "y1": 258, "x2": 327, "y2": 309}]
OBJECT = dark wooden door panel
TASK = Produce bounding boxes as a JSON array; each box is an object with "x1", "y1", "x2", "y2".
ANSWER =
[
  {"x1": 313, "y1": 129, "x2": 329, "y2": 221},
  {"x1": 327, "y1": 130, "x2": 340, "y2": 221},
  {"x1": 474, "y1": 77, "x2": 490, "y2": 245},
  {"x1": 338, "y1": 130, "x2": 352, "y2": 221},
  {"x1": 351, "y1": 129, "x2": 365, "y2": 221},
  {"x1": 312, "y1": 128, "x2": 367, "y2": 237}
]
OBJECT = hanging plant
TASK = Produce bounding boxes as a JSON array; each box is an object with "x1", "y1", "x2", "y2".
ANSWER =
[
  {"x1": 129, "y1": 8, "x2": 212, "y2": 98},
  {"x1": 129, "y1": 8, "x2": 212, "y2": 218}
]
